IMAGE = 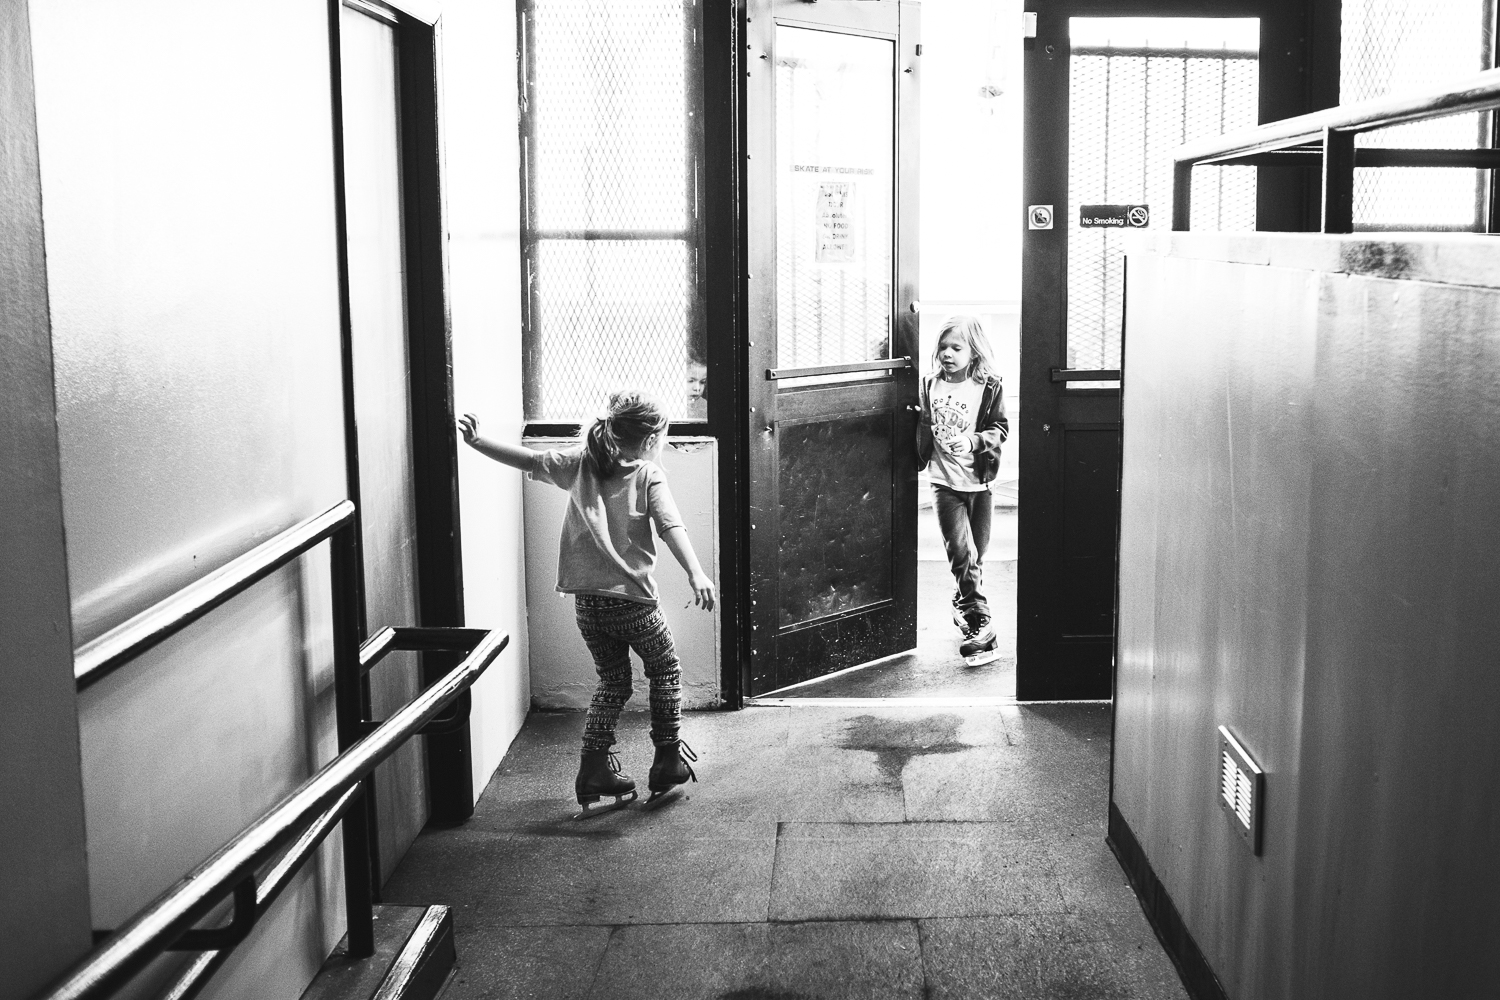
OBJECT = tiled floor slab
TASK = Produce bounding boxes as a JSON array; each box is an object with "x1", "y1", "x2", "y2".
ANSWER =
[
  {"x1": 901, "y1": 743, "x2": 1109, "y2": 828},
  {"x1": 586, "y1": 920, "x2": 926, "y2": 1000},
  {"x1": 768, "y1": 821, "x2": 1065, "y2": 920},
  {"x1": 383, "y1": 821, "x2": 777, "y2": 926},
  {"x1": 919, "y1": 913, "x2": 1188, "y2": 999},
  {"x1": 441, "y1": 924, "x2": 611, "y2": 1000},
  {"x1": 462, "y1": 709, "x2": 802, "y2": 832},
  {"x1": 997, "y1": 703, "x2": 1113, "y2": 746},
  {"x1": 1048, "y1": 831, "x2": 1148, "y2": 915}
]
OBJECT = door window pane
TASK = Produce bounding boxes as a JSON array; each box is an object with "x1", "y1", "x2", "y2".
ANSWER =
[
  {"x1": 775, "y1": 26, "x2": 895, "y2": 369},
  {"x1": 1066, "y1": 18, "x2": 1259, "y2": 378}
]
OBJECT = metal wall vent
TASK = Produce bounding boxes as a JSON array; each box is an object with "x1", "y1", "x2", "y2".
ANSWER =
[{"x1": 1218, "y1": 726, "x2": 1264, "y2": 854}]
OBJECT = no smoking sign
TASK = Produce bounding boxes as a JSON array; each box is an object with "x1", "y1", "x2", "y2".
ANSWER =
[
  {"x1": 1027, "y1": 204, "x2": 1054, "y2": 230},
  {"x1": 1079, "y1": 204, "x2": 1151, "y2": 228}
]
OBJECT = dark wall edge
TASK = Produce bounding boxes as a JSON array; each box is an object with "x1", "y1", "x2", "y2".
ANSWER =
[{"x1": 1107, "y1": 802, "x2": 1230, "y2": 1000}]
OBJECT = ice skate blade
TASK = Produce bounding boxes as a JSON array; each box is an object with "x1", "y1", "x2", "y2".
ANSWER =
[
  {"x1": 573, "y1": 789, "x2": 638, "y2": 820},
  {"x1": 963, "y1": 649, "x2": 1000, "y2": 667},
  {"x1": 642, "y1": 786, "x2": 688, "y2": 810}
]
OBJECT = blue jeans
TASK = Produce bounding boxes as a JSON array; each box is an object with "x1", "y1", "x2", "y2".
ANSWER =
[{"x1": 933, "y1": 485, "x2": 992, "y2": 621}]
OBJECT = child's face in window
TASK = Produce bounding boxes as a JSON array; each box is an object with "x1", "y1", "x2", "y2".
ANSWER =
[
  {"x1": 936, "y1": 331, "x2": 972, "y2": 377},
  {"x1": 686, "y1": 362, "x2": 708, "y2": 401}
]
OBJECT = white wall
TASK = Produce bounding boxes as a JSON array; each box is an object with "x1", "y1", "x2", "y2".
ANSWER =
[
  {"x1": 29, "y1": 2, "x2": 353, "y2": 996},
  {"x1": 919, "y1": 0, "x2": 1022, "y2": 304},
  {"x1": 437, "y1": 0, "x2": 530, "y2": 799},
  {"x1": 523, "y1": 439, "x2": 721, "y2": 712}
]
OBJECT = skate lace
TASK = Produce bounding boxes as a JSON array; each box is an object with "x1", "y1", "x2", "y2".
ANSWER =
[
  {"x1": 606, "y1": 751, "x2": 625, "y2": 774},
  {"x1": 673, "y1": 739, "x2": 698, "y2": 783}
]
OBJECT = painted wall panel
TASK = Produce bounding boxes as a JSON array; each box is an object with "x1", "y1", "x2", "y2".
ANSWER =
[
  {"x1": 1116, "y1": 232, "x2": 1500, "y2": 1000},
  {"x1": 29, "y1": 0, "x2": 348, "y2": 644},
  {"x1": 27, "y1": 1, "x2": 349, "y2": 997},
  {"x1": 524, "y1": 439, "x2": 721, "y2": 711}
]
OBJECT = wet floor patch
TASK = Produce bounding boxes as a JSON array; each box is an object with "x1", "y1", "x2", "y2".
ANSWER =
[{"x1": 836, "y1": 713, "x2": 973, "y2": 783}]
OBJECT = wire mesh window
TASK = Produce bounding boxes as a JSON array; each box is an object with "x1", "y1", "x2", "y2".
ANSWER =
[
  {"x1": 1343, "y1": 0, "x2": 1494, "y2": 231},
  {"x1": 1066, "y1": 18, "x2": 1259, "y2": 378},
  {"x1": 520, "y1": 0, "x2": 703, "y2": 423}
]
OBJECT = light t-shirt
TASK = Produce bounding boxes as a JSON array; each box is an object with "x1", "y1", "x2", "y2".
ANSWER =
[
  {"x1": 926, "y1": 376, "x2": 986, "y2": 492},
  {"x1": 529, "y1": 447, "x2": 684, "y2": 603}
]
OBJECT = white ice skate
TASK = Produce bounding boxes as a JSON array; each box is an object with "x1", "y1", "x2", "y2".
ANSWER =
[{"x1": 959, "y1": 613, "x2": 999, "y2": 666}]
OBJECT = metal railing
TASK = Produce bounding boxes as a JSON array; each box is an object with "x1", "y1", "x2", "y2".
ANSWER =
[
  {"x1": 1173, "y1": 67, "x2": 1500, "y2": 233},
  {"x1": 44, "y1": 501, "x2": 507, "y2": 1000}
]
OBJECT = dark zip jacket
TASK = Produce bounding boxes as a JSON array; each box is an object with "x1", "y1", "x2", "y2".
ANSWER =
[{"x1": 915, "y1": 371, "x2": 1010, "y2": 484}]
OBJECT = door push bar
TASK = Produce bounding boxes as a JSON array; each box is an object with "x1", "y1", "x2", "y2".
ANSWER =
[
  {"x1": 767, "y1": 357, "x2": 913, "y2": 380},
  {"x1": 1051, "y1": 368, "x2": 1121, "y2": 382}
]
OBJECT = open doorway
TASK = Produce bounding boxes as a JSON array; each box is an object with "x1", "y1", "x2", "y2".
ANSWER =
[
  {"x1": 754, "y1": 0, "x2": 1022, "y2": 702},
  {"x1": 754, "y1": 5, "x2": 1290, "y2": 704}
]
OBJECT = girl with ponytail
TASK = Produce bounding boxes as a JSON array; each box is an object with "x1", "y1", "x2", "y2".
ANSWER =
[{"x1": 459, "y1": 390, "x2": 715, "y2": 817}]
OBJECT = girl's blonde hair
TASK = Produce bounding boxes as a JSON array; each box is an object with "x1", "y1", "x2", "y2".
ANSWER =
[
  {"x1": 931, "y1": 314, "x2": 997, "y2": 382},
  {"x1": 584, "y1": 389, "x2": 670, "y2": 478}
]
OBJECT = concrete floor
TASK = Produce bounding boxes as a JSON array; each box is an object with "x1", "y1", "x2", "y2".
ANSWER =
[
  {"x1": 381, "y1": 505, "x2": 1186, "y2": 999},
  {"x1": 384, "y1": 703, "x2": 1186, "y2": 999}
]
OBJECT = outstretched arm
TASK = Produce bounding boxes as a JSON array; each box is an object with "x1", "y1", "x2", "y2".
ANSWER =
[
  {"x1": 661, "y1": 526, "x2": 716, "y2": 611},
  {"x1": 458, "y1": 413, "x2": 537, "y2": 472}
]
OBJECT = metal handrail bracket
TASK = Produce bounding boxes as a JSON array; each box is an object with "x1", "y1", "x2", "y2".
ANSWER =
[{"x1": 42, "y1": 628, "x2": 508, "y2": 1000}]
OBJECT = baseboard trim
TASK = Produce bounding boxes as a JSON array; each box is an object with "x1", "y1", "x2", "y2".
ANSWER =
[{"x1": 1107, "y1": 801, "x2": 1230, "y2": 1000}]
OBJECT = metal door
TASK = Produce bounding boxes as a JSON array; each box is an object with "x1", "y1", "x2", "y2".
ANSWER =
[
  {"x1": 1018, "y1": 2, "x2": 1319, "y2": 699},
  {"x1": 744, "y1": 0, "x2": 920, "y2": 695}
]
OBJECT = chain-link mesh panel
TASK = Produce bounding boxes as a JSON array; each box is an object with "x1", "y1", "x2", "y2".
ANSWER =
[
  {"x1": 775, "y1": 27, "x2": 895, "y2": 369},
  {"x1": 529, "y1": 240, "x2": 691, "y2": 421},
  {"x1": 1067, "y1": 47, "x2": 1257, "y2": 372},
  {"x1": 1343, "y1": 0, "x2": 1490, "y2": 230},
  {"x1": 523, "y1": 1, "x2": 697, "y2": 422},
  {"x1": 530, "y1": 0, "x2": 687, "y2": 232}
]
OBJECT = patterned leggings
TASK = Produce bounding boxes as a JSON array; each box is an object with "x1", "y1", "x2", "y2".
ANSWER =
[{"x1": 575, "y1": 595, "x2": 682, "y2": 752}]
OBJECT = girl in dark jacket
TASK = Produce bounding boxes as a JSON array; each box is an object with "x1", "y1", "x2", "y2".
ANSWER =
[{"x1": 915, "y1": 315, "x2": 1009, "y2": 664}]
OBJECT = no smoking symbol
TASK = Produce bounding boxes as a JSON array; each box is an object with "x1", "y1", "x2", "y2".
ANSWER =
[
  {"x1": 1028, "y1": 205, "x2": 1054, "y2": 230},
  {"x1": 1127, "y1": 206, "x2": 1150, "y2": 227}
]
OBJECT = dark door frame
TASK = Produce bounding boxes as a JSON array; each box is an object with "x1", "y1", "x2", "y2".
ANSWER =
[
  {"x1": 703, "y1": 0, "x2": 751, "y2": 708},
  {"x1": 328, "y1": 0, "x2": 473, "y2": 850},
  {"x1": 1018, "y1": 0, "x2": 1338, "y2": 701}
]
